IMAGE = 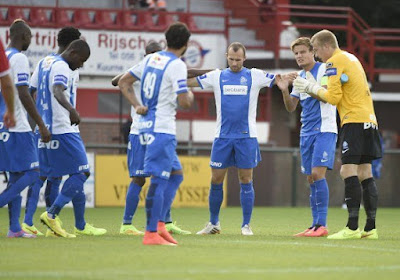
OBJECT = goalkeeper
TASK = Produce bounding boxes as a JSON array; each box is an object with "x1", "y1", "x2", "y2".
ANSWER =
[{"x1": 293, "y1": 30, "x2": 382, "y2": 240}]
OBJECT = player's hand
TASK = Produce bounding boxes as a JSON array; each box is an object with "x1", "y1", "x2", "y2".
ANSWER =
[
  {"x1": 39, "y1": 125, "x2": 51, "y2": 143},
  {"x1": 69, "y1": 108, "x2": 81, "y2": 125},
  {"x1": 293, "y1": 76, "x2": 312, "y2": 93},
  {"x1": 281, "y1": 71, "x2": 298, "y2": 84},
  {"x1": 275, "y1": 74, "x2": 289, "y2": 91},
  {"x1": 3, "y1": 111, "x2": 16, "y2": 128},
  {"x1": 135, "y1": 106, "x2": 148, "y2": 115},
  {"x1": 305, "y1": 71, "x2": 317, "y2": 84}
]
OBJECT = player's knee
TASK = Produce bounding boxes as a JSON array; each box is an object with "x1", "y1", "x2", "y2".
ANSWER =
[
  {"x1": 132, "y1": 176, "x2": 145, "y2": 187},
  {"x1": 358, "y1": 167, "x2": 372, "y2": 182},
  {"x1": 238, "y1": 175, "x2": 252, "y2": 184},
  {"x1": 211, "y1": 174, "x2": 224, "y2": 184},
  {"x1": 311, "y1": 171, "x2": 324, "y2": 182}
]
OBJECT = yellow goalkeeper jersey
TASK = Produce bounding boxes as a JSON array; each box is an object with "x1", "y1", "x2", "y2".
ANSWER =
[{"x1": 323, "y1": 48, "x2": 377, "y2": 127}]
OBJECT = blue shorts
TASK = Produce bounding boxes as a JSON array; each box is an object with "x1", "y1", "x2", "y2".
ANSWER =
[
  {"x1": 38, "y1": 133, "x2": 89, "y2": 177},
  {"x1": 0, "y1": 131, "x2": 38, "y2": 172},
  {"x1": 127, "y1": 134, "x2": 147, "y2": 177},
  {"x1": 300, "y1": 132, "x2": 337, "y2": 175},
  {"x1": 142, "y1": 132, "x2": 182, "y2": 180},
  {"x1": 210, "y1": 138, "x2": 261, "y2": 169}
]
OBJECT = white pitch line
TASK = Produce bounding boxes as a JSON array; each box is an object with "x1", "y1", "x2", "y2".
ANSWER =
[
  {"x1": 1, "y1": 265, "x2": 400, "y2": 278},
  {"x1": 219, "y1": 239, "x2": 400, "y2": 253}
]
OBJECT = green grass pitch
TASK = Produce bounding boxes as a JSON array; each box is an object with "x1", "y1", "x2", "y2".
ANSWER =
[{"x1": 1, "y1": 207, "x2": 400, "y2": 280}]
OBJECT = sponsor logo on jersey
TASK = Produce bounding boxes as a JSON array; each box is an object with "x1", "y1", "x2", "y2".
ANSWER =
[
  {"x1": 0, "y1": 131, "x2": 10, "y2": 142},
  {"x1": 148, "y1": 54, "x2": 170, "y2": 70},
  {"x1": 210, "y1": 161, "x2": 223, "y2": 167},
  {"x1": 138, "y1": 120, "x2": 153, "y2": 129},
  {"x1": 79, "y1": 164, "x2": 90, "y2": 171},
  {"x1": 38, "y1": 139, "x2": 60, "y2": 149},
  {"x1": 364, "y1": 122, "x2": 378, "y2": 130},
  {"x1": 161, "y1": 171, "x2": 171, "y2": 178},
  {"x1": 325, "y1": 68, "x2": 337, "y2": 76},
  {"x1": 326, "y1": 62, "x2": 333, "y2": 68},
  {"x1": 223, "y1": 85, "x2": 247, "y2": 95},
  {"x1": 17, "y1": 73, "x2": 29, "y2": 82}
]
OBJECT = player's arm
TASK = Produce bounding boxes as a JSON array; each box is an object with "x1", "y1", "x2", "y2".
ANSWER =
[
  {"x1": 111, "y1": 73, "x2": 124, "y2": 87},
  {"x1": 118, "y1": 72, "x2": 147, "y2": 115},
  {"x1": 18, "y1": 84, "x2": 51, "y2": 142},
  {"x1": 53, "y1": 84, "x2": 81, "y2": 125},
  {"x1": 187, "y1": 69, "x2": 212, "y2": 78},
  {"x1": 0, "y1": 74, "x2": 16, "y2": 128},
  {"x1": 177, "y1": 90, "x2": 194, "y2": 109},
  {"x1": 275, "y1": 74, "x2": 298, "y2": 112}
]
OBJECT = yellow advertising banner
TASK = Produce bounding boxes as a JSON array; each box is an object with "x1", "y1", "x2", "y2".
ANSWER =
[{"x1": 95, "y1": 155, "x2": 227, "y2": 207}]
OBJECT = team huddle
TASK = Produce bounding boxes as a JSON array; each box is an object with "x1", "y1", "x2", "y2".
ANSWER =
[{"x1": 0, "y1": 19, "x2": 381, "y2": 245}]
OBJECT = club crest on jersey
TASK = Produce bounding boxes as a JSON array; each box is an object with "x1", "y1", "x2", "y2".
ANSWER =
[
  {"x1": 326, "y1": 62, "x2": 333, "y2": 68},
  {"x1": 240, "y1": 76, "x2": 248, "y2": 85}
]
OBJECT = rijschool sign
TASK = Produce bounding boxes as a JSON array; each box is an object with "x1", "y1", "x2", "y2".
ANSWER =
[{"x1": 0, "y1": 27, "x2": 227, "y2": 76}]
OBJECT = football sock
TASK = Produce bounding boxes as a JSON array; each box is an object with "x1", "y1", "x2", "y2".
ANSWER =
[
  {"x1": 122, "y1": 181, "x2": 142, "y2": 224},
  {"x1": 240, "y1": 182, "x2": 254, "y2": 227},
  {"x1": 8, "y1": 194, "x2": 22, "y2": 232},
  {"x1": 24, "y1": 177, "x2": 46, "y2": 226},
  {"x1": 361, "y1": 177, "x2": 378, "y2": 231},
  {"x1": 310, "y1": 182, "x2": 317, "y2": 227},
  {"x1": 45, "y1": 177, "x2": 62, "y2": 211},
  {"x1": 209, "y1": 183, "x2": 223, "y2": 225},
  {"x1": 314, "y1": 178, "x2": 329, "y2": 227},
  {"x1": 145, "y1": 176, "x2": 168, "y2": 232},
  {"x1": 164, "y1": 209, "x2": 172, "y2": 224},
  {"x1": 0, "y1": 170, "x2": 39, "y2": 207},
  {"x1": 48, "y1": 173, "x2": 87, "y2": 219},
  {"x1": 72, "y1": 189, "x2": 86, "y2": 230},
  {"x1": 344, "y1": 176, "x2": 361, "y2": 230},
  {"x1": 161, "y1": 174, "x2": 183, "y2": 222}
]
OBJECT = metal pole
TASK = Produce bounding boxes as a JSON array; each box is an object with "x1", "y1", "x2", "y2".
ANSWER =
[{"x1": 291, "y1": 150, "x2": 298, "y2": 207}]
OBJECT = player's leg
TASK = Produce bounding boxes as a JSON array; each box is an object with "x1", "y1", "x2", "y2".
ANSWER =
[
  {"x1": 22, "y1": 176, "x2": 46, "y2": 235},
  {"x1": 328, "y1": 124, "x2": 363, "y2": 240},
  {"x1": 358, "y1": 162, "x2": 378, "y2": 239},
  {"x1": 305, "y1": 133, "x2": 337, "y2": 237},
  {"x1": 294, "y1": 135, "x2": 316, "y2": 236},
  {"x1": 142, "y1": 133, "x2": 176, "y2": 245},
  {"x1": 197, "y1": 138, "x2": 232, "y2": 235},
  {"x1": 120, "y1": 133, "x2": 146, "y2": 235},
  {"x1": 45, "y1": 177, "x2": 62, "y2": 211},
  {"x1": 235, "y1": 138, "x2": 261, "y2": 235},
  {"x1": 161, "y1": 154, "x2": 191, "y2": 235},
  {"x1": 120, "y1": 177, "x2": 145, "y2": 235}
]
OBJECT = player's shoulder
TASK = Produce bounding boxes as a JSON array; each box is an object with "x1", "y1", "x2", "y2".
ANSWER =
[
  {"x1": 10, "y1": 52, "x2": 28, "y2": 64},
  {"x1": 327, "y1": 49, "x2": 347, "y2": 66}
]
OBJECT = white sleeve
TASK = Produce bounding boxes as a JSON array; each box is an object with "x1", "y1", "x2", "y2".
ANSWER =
[
  {"x1": 11, "y1": 53, "x2": 30, "y2": 86},
  {"x1": 30, "y1": 61, "x2": 40, "y2": 90},
  {"x1": 128, "y1": 56, "x2": 148, "y2": 81},
  {"x1": 50, "y1": 61, "x2": 70, "y2": 89},
  {"x1": 196, "y1": 70, "x2": 219, "y2": 90},
  {"x1": 167, "y1": 60, "x2": 188, "y2": 95},
  {"x1": 251, "y1": 68, "x2": 275, "y2": 89}
]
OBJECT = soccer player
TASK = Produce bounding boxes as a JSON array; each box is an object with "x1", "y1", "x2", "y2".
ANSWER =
[
  {"x1": 38, "y1": 39, "x2": 106, "y2": 238},
  {"x1": 294, "y1": 29, "x2": 381, "y2": 239},
  {"x1": 22, "y1": 27, "x2": 82, "y2": 236},
  {"x1": 118, "y1": 22, "x2": 193, "y2": 245},
  {"x1": 112, "y1": 42, "x2": 191, "y2": 236},
  {"x1": 275, "y1": 37, "x2": 337, "y2": 237},
  {"x1": 187, "y1": 42, "x2": 295, "y2": 235},
  {"x1": 0, "y1": 20, "x2": 51, "y2": 237},
  {"x1": 0, "y1": 38, "x2": 16, "y2": 129}
]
